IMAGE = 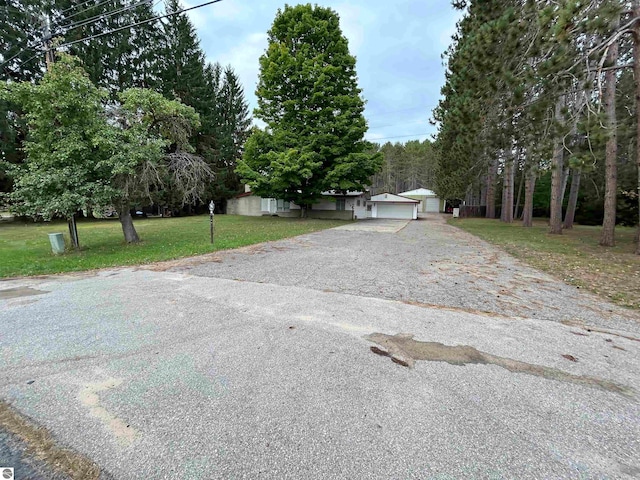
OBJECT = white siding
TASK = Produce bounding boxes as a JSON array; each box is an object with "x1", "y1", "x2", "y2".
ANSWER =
[
  {"x1": 227, "y1": 196, "x2": 262, "y2": 216},
  {"x1": 345, "y1": 195, "x2": 367, "y2": 219}
]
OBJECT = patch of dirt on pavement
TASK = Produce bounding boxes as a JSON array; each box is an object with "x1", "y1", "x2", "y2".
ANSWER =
[
  {"x1": 401, "y1": 299, "x2": 514, "y2": 319},
  {"x1": 0, "y1": 400, "x2": 101, "y2": 479},
  {"x1": 79, "y1": 378, "x2": 137, "y2": 447},
  {"x1": 365, "y1": 332, "x2": 633, "y2": 397},
  {"x1": 141, "y1": 253, "x2": 224, "y2": 272},
  {"x1": 0, "y1": 287, "x2": 48, "y2": 299}
]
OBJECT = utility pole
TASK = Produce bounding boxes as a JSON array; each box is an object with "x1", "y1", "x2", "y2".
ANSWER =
[
  {"x1": 41, "y1": 14, "x2": 55, "y2": 71},
  {"x1": 41, "y1": 13, "x2": 80, "y2": 250}
]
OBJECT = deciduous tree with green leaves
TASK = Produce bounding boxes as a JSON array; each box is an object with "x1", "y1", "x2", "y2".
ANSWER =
[
  {"x1": 2, "y1": 53, "x2": 213, "y2": 246},
  {"x1": 0, "y1": 54, "x2": 114, "y2": 248},
  {"x1": 106, "y1": 88, "x2": 214, "y2": 243},
  {"x1": 238, "y1": 4, "x2": 381, "y2": 215}
]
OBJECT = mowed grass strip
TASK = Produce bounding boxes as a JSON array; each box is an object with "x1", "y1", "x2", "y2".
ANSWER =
[
  {"x1": 450, "y1": 218, "x2": 640, "y2": 310},
  {"x1": 0, "y1": 215, "x2": 347, "y2": 278}
]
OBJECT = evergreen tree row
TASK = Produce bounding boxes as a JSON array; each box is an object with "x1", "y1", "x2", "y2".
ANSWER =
[
  {"x1": 1, "y1": 0, "x2": 251, "y2": 208},
  {"x1": 434, "y1": 0, "x2": 640, "y2": 252}
]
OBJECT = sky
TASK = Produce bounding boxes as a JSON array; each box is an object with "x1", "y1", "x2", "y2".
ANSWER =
[{"x1": 177, "y1": 0, "x2": 463, "y2": 144}]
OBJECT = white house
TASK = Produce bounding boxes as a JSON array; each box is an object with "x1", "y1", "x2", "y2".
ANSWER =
[
  {"x1": 367, "y1": 193, "x2": 419, "y2": 220},
  {"x1": 260, "y1": 197, "x2": 291, "y2": 216},
  {"x1": 398, "y1": 188, "x2": 442, "y2": 213},
  {"x1": 289, "y1": 191, "x2": 368, "y2": 219},
  {"x1": 227, "y1": 187, "x2": 367, "y2": 220}
]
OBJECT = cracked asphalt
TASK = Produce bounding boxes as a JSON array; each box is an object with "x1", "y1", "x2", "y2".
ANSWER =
[{"x1": 1, "y1": 215, "x2": 639, "y2": 479}]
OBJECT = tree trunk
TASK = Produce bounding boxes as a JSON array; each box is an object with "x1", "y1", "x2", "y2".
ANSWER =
[
  {"x1": 549, "y1": 97, "x2": 566, "y2": 234},
  {"x1": 632, "y1": 3, "x2": 640, "y2": 254},
  {"x1": 486, "y1": 156, "x2": 498, "y2": 219},
  {"x1": 501, "y1": 151, "x2": 514, "y2": 223},
  {"x1": 600, "y1": 28, "x2": 619, "y2": 247},
  {"x1": 522, "y1": 168, "x2": 536, "y2": 227},
  {"x1": 67, "y1": 215, "x2": 80, "y2": 250},
  {"x1": 563, "y1": 169, "x2": 581, "y2": 230},
  {"x1": 118, "y1": 208, "x2": 140, "y2": 243}
]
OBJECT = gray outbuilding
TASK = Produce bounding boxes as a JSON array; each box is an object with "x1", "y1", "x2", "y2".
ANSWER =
[{"x1": 399, "y1": 188, "x2": 442, "y2": 213}]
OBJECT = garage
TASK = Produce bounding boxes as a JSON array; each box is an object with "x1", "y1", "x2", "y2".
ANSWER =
[
  {"x1": 399, "y1": 188, "x2": 442, "y2": 213},
  {"x1": 377, "y1": 203, "x2": 414, "y2": 219},
  {"x1": 425, "y1": 197, "x2": 440, "y2": 213},
  {"x1": 368, "y1": 193, "x2": 419, "y2": 220}
]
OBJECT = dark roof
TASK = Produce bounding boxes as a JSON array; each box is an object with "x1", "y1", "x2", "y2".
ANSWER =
[{"x1": 234, "y1": 192, "x2": 254, "y2": 198}]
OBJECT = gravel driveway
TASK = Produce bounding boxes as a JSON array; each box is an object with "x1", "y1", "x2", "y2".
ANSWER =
[
  {"x1": 183, "y1": 215, "x2": 640, "y2": 333},
  {"x1": 1, "y1": 215, "x2": 639, "y2": 479}
]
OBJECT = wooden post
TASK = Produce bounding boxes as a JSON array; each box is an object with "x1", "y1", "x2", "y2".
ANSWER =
[{"x1": 209, "y1": 201, "x2": 215, "y2": 244}]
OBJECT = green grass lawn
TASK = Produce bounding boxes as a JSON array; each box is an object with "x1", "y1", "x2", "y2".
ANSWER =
[
  {"x1": 0, "y1": 215, "x2": 347, "y2": 278},
  {"x1": 450, "y1": 217, "x2": 640, "y2": 309}
]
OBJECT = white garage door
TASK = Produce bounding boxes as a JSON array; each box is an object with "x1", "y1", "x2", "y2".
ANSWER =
[
  {"x1": 425, "y1": 197, "x2": 440, "y2": 213},
  {"x1": 376, "y1": 203, "x2": 414, "y2": 219}
]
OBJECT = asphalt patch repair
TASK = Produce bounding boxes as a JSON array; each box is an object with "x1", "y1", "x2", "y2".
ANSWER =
[
  {"x1": 0, "y1": 287, "x2": 48, "y2": 299},
  {"x1": 365, "y1": 332, "x2": 634, "y2": 397}
]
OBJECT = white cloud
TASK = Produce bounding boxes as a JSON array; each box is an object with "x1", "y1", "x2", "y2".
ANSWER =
[
  {"x1": 332, "y1": 3, "x2": 374, "y2": 55},
  {"x1": 213, "y1": 32, "x2": 268, "y2": 113},
  {"x1": 181, "y1": 0, "x2": 210, "y2": 29},
  {"x1": 192, "y1": 0, "x2": 459, "y2": 140},
  {"x1": 208, "y1": 0, "x2": 249, "y2": 20}
]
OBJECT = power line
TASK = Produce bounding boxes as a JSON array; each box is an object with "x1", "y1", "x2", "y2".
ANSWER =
[
  {"x1": 7, "y1": 0, "x2": 219, "y2": 70},
  {"x1": 365, "y1": 132, "x2": 432, "y2": 142},
  {"x1": 53, "y1": 0, "x2": 125, "y2": 27},
  {"x1": 1, "y1": 43, "x2": 40, "y2": 70},
  {"x1": 368, "y1": 119, "x2": 428, "y2": 130},
  {"x1": 57, "y1": 0, "x2": 224, "y2": 50},
  {"x1": 14, "y1": 52, "x2": 41, "y2": 70},
  {"x1": 364, "y1": 105, "x2": 434, "y2": 119},
  {"x1": 55, "y1": 0, "x2": 153, "y2": 34},
  {"x1": 59, "y1": 0, "x2": 103, "y2": 16},
  {"x1": 0, "y1": 6, "x2": 46, "y2": 69},
  {"x1": 0, "y1": 0, "x2": 103, "y2": 71}
]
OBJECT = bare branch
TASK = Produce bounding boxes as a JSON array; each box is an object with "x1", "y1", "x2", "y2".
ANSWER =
[{"x1": 166, "y1": 151, "x2": 215, "y2": 206}]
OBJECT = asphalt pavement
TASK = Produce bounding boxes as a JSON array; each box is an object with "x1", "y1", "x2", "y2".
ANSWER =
[{"x1": 1, "y1": 215, "x2": 639, "y2": 479}]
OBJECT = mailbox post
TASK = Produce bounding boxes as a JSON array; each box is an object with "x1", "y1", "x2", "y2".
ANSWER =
[{"x1": 209, "y1": 201, "x2": 215, "y2": 244}]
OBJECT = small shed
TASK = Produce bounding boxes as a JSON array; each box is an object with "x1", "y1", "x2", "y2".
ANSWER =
[
  {"x1": 399, "y1": 188, "x2": 442, "y2": 213},
  {"x1": 368, "y1": 193, "x2": 419, "y2": 220}
]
